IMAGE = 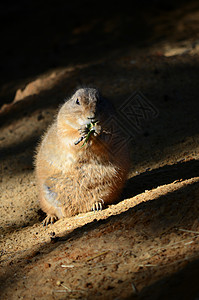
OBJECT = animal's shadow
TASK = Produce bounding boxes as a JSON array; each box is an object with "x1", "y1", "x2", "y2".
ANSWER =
[{"x1": 120, "y1": 158, "x2": 199, "y2": 201}]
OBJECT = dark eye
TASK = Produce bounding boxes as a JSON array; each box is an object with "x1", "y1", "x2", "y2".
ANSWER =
[{"x1": 76, "y1": 98, "x2": 80, "y2": 105}]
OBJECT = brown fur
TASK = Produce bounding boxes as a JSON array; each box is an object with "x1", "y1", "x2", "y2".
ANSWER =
[{"x1": 35, "y1": 88, "x2": 130, "y2": 224}]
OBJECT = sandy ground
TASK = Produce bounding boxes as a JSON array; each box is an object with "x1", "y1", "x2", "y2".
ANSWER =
[{"x1": 1, "y1": 1, "x2": 199, "y2": 299}]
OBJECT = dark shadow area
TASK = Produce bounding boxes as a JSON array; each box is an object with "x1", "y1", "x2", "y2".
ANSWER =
[
  {"x1": 131, "y1": 258, "x2": 199, "y2": 300},
  {"x1": 121, "y1": 159, "x2": 199, "y2": 200},
  {"x1": 1, "y1": 180, "x2": 199, "y2": 296},
  {"x1": 0, "y1": 134, "x2": 39, "y2": 162},
  {"x1": 1, "y1": 0, "x2": 199, "y2": 106}
]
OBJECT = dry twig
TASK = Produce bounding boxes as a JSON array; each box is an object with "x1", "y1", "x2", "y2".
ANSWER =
[{"x1": 86, "y1": 250, "x2": 109, "y2": 262}]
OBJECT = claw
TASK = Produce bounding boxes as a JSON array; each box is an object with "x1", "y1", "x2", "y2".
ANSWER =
[
  {"x1": 78, "y1": 126, "x2": 89, "y2": 135},
  {"x1": 91, "y1": 200, "x2": 104, "y2": 212},
  {"x1": 74, "y1": 136, "x2": 85, "y2": 145},
  {"x1": 42, "y1": 215, "x2": 58, "y2": 227}
]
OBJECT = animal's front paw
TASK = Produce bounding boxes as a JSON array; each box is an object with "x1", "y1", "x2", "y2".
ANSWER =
[
  {"x1": 91, "y1": 199, "x2": 105, "y2": 212},
  {"x1": 78, "y1": 125, "x2": 89, "y2": 136},
  {"x1": 42, "y1": 215, "x2": 58, "y2": 226},
  {"x1": 74, "y1": 126, "x2": 88, "y2": 145}
]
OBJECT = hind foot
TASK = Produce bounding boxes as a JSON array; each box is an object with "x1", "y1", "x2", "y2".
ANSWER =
[
  {"x1": 91, "y1": 199, "x2": 105, "y2": 212},
  {"x1": 42, "y1": 214, "x2": 58, "y2": 226}
]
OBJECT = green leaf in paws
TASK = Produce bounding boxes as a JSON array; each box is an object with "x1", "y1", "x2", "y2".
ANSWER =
[{"x1": 81, "y1": 121, "x2": 97, "y2": 148}]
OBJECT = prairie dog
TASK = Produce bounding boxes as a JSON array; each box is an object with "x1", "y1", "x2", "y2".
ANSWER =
[{"x1": 35, "y1": 88, "x2": 130, "y2": 224}]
